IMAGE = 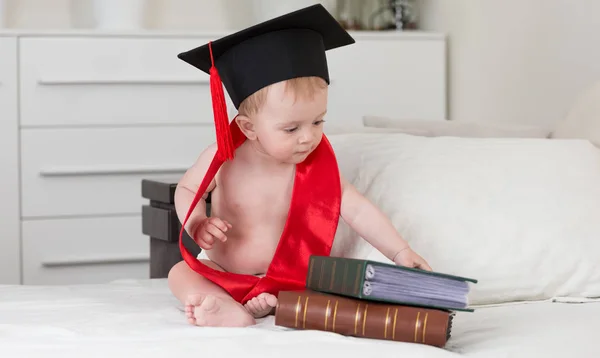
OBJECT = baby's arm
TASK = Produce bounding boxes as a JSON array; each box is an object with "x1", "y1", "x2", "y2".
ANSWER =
[
  {"x1": 339, "y1": 176, "x2": 432, "y2": 270},
  {"x1": 175, "y1": 143, "x2": 230, "y2": 250}
]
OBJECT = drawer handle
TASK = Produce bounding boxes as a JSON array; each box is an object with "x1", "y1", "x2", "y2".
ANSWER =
[
  {"x1": 42, "y1": 254, "x2": 149, "y2": 267},
  {"x1": 38, "y1": 77, "x2": 209, "y2": 86},
  {"x1": 39, "y1": 165, "x2": 188, "y2": 177}
]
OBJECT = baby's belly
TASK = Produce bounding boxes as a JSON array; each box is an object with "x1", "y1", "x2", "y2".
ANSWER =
[{"x1": 206, "y1": 233, "x2": 280, "y2": 275}]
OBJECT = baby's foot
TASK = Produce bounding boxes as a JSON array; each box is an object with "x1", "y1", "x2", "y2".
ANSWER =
[
  {"x1": 244, "y1": 293, "x2": 278, "y2": 318},
  {"x1": 185, "y1": 294, "x2": 255, "y2": 327}
]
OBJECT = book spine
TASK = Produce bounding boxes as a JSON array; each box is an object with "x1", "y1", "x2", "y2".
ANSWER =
[
  {"x1": 306, "y1": 256, "x2": 366, "y2": 298},
  {"x1": 275, "y1": 290, "x2": 451, "y2": 348}
]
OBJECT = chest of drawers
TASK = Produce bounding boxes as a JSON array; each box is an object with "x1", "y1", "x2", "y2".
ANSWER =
[
  {"x1": 0, "y1": 30, "x2": 446, "y2": 285},
  {"x1": 0, "y1": 36, "x2": 20, "y2": 284}
]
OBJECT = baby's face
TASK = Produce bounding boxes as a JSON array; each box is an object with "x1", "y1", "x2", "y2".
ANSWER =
[{"x1": 252, "y1": 81, "x2": 328, "y2": 164}]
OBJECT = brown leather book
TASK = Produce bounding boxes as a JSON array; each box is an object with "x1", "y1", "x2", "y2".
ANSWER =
[{"x1": 275, "y1": 290, "x2": 454, "y2": 348}]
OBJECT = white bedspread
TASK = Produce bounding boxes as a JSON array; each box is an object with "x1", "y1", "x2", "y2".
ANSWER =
[{"x1": 1, "y1": 280, "x2": 599, "y2": 358}]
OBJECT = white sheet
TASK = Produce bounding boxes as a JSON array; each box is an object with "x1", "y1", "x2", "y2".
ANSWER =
[{"x1": 1, "y1": 280, "x2": 599, "y2": 358}]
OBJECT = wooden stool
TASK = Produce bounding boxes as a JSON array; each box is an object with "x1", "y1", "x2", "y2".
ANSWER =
[{"x1": 141, "y1": 179, "x2": 208, "y2": 278}]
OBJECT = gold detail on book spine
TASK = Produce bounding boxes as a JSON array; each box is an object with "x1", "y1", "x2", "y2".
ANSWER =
[
  {"x1": 332, "y1": 301, "x2": 339, "y2": 332},
  {"x1": 324, "y1": 300, "x2": 331, "y2": 330},
  {"x1": 414, "y1": 311, "x2": 421, "y2": 342},
  {"x1": 392, "y1": 308, "x2": 398, "y2": 340},
  {"x1": 302, "y1": 297, "x2": 310, "y2": 329},
  {"x1": 354, "y1": 303, "x2": 361, "y2": 335},
  {"x1": 422, "y1": 312, "x2": 429, "y2": 343},
  {"x1": 294, "y1": 295, "x2": 302, "y2": 327},
  {"x1": 329, "y1": 261, "x2": 337, "y2": 290},
  {"x1": 362, "y1": 304, "x2": 369, "y2": 336},
  {"x1": 308, "y1": 259, "x2": 315, "y2": 287},
  {"x1": 384, "y1": 307, "x2": 391, "y2": 338}
]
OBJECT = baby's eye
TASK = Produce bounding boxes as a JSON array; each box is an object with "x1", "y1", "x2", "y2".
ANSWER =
[
  {"x1": 313, "y1": 119, "x2": 325, "y2": 126},
  {"x1": 284, "y1": 127, "x2": 298, "y2": 133}
]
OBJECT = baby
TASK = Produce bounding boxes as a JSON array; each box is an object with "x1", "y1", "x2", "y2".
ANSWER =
[{"x1": 167, "y1": 5, "x2": 431, "y2": 328}]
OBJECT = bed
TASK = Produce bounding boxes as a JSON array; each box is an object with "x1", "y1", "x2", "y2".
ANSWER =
[
  {"x1": 2, "y1": 279, "x2": 599, "y2": 357},
  {"x1": 2, "y1": 82, "x2": 600, "y2": 357}
]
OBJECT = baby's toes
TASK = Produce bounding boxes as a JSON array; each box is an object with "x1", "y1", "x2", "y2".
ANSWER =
[
  {"x1": 257, "y1": 296, "x2": 270, "y2": 311},
  {"x1": 185, "y1": 294, "x2": 204, "y2": 307},
  {"x1": 263, "y1": 294, "x2": 278, "y2": 307},
  {"x1": 243, "y1": 302, "x2": 252, "y2": 313},
  {"x1": 185, "y1": 307, "x2": 196, "y2": 324},
  {"x1": 245, "y1": 298, "x2": 259, "y2": 314},
  {"x1": 184, "y1": 294, "x2": 204, "y2": 325}
]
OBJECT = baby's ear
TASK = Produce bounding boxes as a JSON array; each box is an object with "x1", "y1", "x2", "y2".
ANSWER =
[{"x1": 235, "y1": 115, "x2": 257, "y2": 140}]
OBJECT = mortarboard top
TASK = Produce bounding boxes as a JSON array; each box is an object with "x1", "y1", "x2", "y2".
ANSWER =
[
  {"x1": 178, "y1": 4, "x2": 355, "y2": 109},
  {"x1": 177, "y1": 4, "x2": 355, "y2": 161}
]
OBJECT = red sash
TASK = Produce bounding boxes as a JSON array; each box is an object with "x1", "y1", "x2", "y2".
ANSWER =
[{"x1": 179, "y1": 118, "x2": 341, "y2": 304}]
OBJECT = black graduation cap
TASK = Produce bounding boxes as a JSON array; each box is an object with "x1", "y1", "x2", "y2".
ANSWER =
[{"x1": 177, "y1": 4, "x2": 355, "y2": 161}]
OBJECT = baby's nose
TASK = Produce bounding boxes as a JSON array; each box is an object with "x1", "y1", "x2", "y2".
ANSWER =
[{"x1": 299, "y1": 132, "x2": 312, "y2": 143}]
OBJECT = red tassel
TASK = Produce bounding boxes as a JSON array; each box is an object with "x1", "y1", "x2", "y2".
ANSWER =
[{"x1": 208, "y1": 41, "x2": 234, "y2": 161}]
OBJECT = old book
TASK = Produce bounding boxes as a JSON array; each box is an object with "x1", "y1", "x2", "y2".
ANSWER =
[
  {"x1": 275, "y1": 290, "x2": 454, "y2": 347},
  {"x1": 306, "y1": 256, "x2": 477, "y2": 312}
]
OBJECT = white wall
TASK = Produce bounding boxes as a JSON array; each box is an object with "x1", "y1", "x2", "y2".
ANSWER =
[
  {"x1": 2, "y1": 0, "x2": 333, "y2": 30},
  {"x1": 3, "y1": 0, "x2": 256, "y2": 29},
  {"x1": 419, "y1": 0, "x2": 600, "y2": 128}
]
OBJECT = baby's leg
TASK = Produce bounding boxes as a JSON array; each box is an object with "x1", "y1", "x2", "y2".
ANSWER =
[{"x1": 168, "y1": 260, "x2": 255, "y2": 327}]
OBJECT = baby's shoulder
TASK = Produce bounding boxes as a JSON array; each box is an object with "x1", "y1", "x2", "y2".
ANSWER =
[
  {"x1": 193, "y1": 142, "x2": 220, "y2": 165},
  {"x1": 180, "y1": 143, "x2": 219, "y2": 185},
  {"x1": 201, "y1": 142, "x2": 219, "y2": 159}
]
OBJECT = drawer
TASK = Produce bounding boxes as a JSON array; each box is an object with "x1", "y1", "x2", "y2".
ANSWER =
[
  {"x1": 22, "y1": 215, "x2": 149, "y2": 285},
  {"x1": 20, "y1": 125, "x2": 215, "y2": 218},
  {"x1": 19, "y1": 36, "x2": 236, "y2": 127}
]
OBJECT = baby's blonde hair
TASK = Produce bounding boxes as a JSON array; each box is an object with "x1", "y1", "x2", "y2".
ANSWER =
[{"x1": 238, "y1": 76, "x2": 327, "y2": 117}]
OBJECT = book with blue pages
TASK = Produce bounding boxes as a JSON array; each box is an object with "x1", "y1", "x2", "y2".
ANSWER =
[{"x1": 306, "y1": 256, "x2": 478, "y2": 312}]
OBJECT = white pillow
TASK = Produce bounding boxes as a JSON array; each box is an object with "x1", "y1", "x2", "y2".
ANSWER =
[
  {"x1": 323, "y1": 123, "x2": 431, "y2": 136},
  {"x1": 363, "y1": 116, "x2": 552, "y2": 139},
  {"x1": 328, "y1": 132, "x2": 600, "y2": 306}
]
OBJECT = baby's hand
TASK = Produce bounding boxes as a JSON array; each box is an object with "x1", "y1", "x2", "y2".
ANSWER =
[
  {"x1": 189, "y1": 217, "x2": 232, "y2": 250},
  {"x1": 393, "y1": 247, "x2": 432, "y2": 271}
]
